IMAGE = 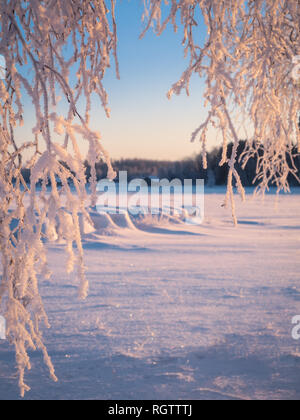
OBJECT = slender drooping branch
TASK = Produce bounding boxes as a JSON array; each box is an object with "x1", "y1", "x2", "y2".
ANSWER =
[{"x1": 142, "y1": 0, "x2": 300, "y2": 219}]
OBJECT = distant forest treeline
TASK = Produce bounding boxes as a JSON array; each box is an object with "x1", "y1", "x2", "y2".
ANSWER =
[{"x1": 21, "y1": 141, "x2": 300, "y2": 187}]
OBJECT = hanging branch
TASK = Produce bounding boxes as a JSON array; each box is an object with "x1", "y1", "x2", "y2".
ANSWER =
[
  {"x1": 142, "y1": 0, "x2": 300, "y2": 223},
  {"x1": 0, "y1": 0, "x2": 117, "y2": 397}
]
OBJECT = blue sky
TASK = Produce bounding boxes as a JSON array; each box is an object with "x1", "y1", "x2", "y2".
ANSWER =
[
  {"x1": 16, "y1": 1, "x2": 220, "y2": 162},
  {"x1": 96, "y1": 0, "x2": 210, "y2": 161}
]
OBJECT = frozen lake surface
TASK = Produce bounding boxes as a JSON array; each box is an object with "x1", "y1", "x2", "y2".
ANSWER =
[{"x1": 0, "y1": 188, "x2": 300, "y2": 400}]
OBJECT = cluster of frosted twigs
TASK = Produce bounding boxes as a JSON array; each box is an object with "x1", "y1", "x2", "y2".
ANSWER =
[{"x1": 0, "y1": 0, "x2": 116, "y2": 397}]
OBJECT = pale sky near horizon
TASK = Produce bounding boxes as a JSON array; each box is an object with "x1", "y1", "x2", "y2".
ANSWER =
[{"x1": 15, "y1": 1, "x2": 224, "y2": 162}]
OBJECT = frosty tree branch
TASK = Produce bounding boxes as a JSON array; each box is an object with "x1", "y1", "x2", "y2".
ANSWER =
[
  {"x1": 0, "y1": 0, "x2": 299, "y2": 397},
  {"x1": 0, "y1": 0, "x2": 117, "y2": 397},
  {"x1": 142, "y1": 0, "x2": 300, "y2": 218}
]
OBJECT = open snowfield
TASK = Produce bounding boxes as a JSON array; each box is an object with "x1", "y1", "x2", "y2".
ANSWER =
[{"x1": 1, "y1": 188, "x2": 300, "y2": 400}]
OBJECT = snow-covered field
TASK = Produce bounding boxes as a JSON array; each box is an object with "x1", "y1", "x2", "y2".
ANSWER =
[{"x1": 1, "y1": 188, "x2": 300, "y2": 400}]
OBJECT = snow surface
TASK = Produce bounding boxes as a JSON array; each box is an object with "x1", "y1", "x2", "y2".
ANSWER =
[{"x1": 1, "y1": 188, "x2": 300, "y2": 400}]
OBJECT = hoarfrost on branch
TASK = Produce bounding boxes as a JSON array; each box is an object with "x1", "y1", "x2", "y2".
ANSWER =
[{"x1": 0, "y1": 0, "x2": 299, "y2": 396}]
